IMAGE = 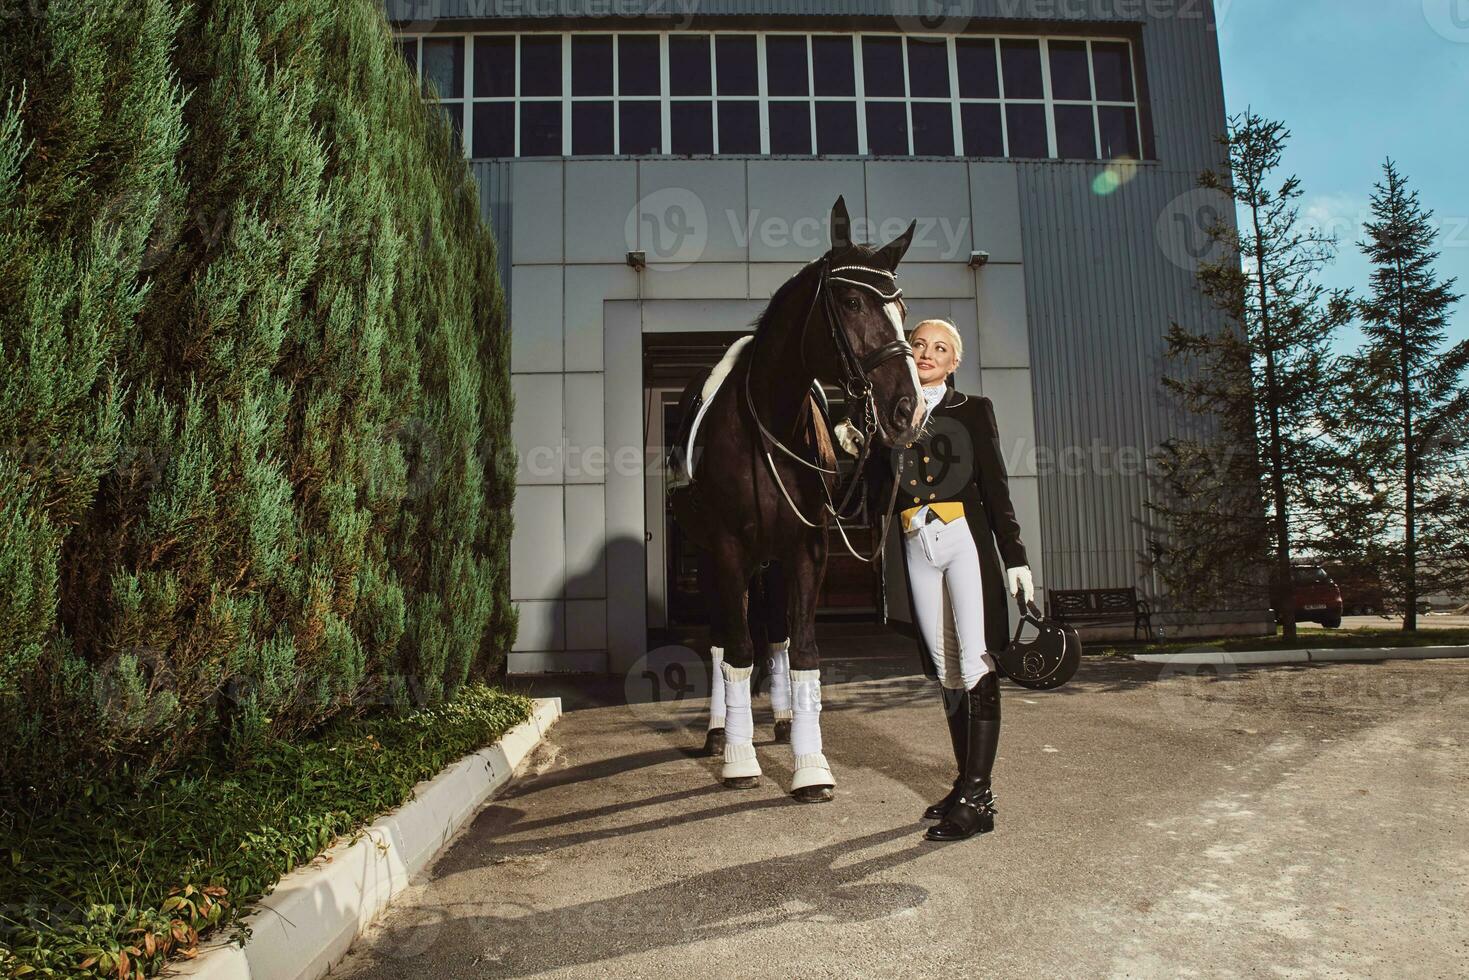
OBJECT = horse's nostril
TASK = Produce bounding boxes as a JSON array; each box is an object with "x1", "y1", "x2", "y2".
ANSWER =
[{"x1": 892, "y1": 397, "x2": 912, "y2": 426}]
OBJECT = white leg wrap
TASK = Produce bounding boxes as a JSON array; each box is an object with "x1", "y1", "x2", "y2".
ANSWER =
[
  {"x1": 708, "y1": 646, "x2": 725, "y2": 730},
  {"x1": 767, "y1": 640, "x2": 792, "y2": 721},
  {"x1": 720, "y1": 662, "x2": 761, "y2": 779},
  {"x1": 789, "y1": 669, "x2": 834, "y2": 790}
]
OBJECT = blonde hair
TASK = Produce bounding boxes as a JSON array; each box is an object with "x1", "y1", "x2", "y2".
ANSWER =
[{"x1": 909, "y1": 318, "x2": 963, "y2": 367}]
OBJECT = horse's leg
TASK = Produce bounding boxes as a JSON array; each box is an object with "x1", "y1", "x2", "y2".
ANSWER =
[
  {"x1": 711, "y1": 539, "x2": 760, "y2": 788},
  {"x1": 759, "y1": 560, "x2": 794, "y2": 742},
  {"x1": 786, "y1": 526, "x2": 835, "y2": 803},
  {"x1": 698, "y1": 547, "x2": 726, "y2": 756}
]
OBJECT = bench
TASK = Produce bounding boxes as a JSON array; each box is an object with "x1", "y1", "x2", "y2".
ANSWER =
[{"x1": 1048, "y1": 587, "x2": 1154, "y2": 641}]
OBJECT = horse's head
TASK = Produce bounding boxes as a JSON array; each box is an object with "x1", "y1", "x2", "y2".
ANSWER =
[{"x1": 811, "y1": 196, "x2": 925, "y2": 447}]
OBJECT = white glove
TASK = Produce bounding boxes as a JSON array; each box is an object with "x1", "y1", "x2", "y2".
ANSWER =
[
  {"x1": 1006, "y1": 565, "x2": 1034, "y2": 606},
  {"x1": 833, "y1": 419, "x2": 864, "y2": 456}
]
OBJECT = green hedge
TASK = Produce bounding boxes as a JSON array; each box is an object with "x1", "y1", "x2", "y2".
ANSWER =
[
  {"x1": 0, "y1": 684, "x2": 533, "y2": 978},
  {"x1": 0, "y1": 0, "x2": 515, "y2": 800}
]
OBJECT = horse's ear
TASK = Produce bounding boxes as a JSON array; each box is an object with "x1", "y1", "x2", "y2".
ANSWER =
[
  {"x1": 830, "y1": 196, "x2": 851, "y2": 250},
  {"x1": 875, "y1": 219, "x2": 917, "y2": 269}
]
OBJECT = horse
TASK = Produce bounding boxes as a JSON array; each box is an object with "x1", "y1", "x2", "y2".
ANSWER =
[{"x1": 668, "y1": 196, "x2": 926, "y2": 803}]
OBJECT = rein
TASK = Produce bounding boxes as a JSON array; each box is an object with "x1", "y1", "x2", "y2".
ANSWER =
[{"x1": 740, "y1": 255, "x2": 913, "y2": 563}]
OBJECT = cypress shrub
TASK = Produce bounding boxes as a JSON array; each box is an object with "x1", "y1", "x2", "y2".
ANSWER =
[{"x1": 0, "y1": 0, "x2": 515, "y2": 802}]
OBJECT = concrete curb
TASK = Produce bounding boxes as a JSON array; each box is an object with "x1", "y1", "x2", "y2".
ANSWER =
[
  {"x1": 172, "y1": 697, "x2": 562, "y2": 980},
  {"x1": 1133, "y1": 645, "x2": 1469, "y2": 666}
]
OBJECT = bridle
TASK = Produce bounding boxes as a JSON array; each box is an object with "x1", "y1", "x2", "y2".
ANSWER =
[{"x1": 741, "y1": 254, "x2": 913, "y2": 562}]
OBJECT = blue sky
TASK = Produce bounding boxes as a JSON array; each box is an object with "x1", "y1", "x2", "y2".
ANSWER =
[{"x1": 1214, "y1": 0, "x2": 1468, "y2": 353}]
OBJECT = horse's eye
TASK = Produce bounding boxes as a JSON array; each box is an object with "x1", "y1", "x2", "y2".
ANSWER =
[{"x1": 844, "y1": 296, "x2": 861, "y2": 310}]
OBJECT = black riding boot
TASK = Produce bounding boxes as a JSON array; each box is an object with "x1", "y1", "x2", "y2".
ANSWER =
[
  {"x1": 922, "y1": 685, "x2": 968, "y2": 820},
  {"x1": 925, "y1": 671, "x2": 999, "y2": 842}
]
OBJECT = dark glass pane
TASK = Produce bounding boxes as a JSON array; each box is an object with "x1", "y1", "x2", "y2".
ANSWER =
[
  {"x1": 955, "y1": 38, "x2": 998, "y2": 98},
  {"x1": 769, "y1": 101, "x2": 811, "y2": 154},
  {"x1": 619, "y1": 35, "x2": 660, "y2": 95},
  {"x1": 906, "y1": 38, "x2": 949, "y2": 98},
  {"x1": 911, "y1": 102, "x2": 953, "y2": 155},
  {"x1": 436, "y1": 101, "x2": 464, "y2": 147},
  {"x1": 716, "y1": 35, "x2": 758, "y2": 95},
  {"x1": 766, "y1": 35, "x2": 809, "y2": 96},
  {"x1": 473, "y1": 36, "x2": 514, "y2": 98},
  {"x1": 960, "y1": 102, "x2": 1004, "y2": 156},
  {"x1": 1054, "y1": 104, "x2": 1096, "y2": 158},
  {"x1": 1006, "y1": 103, "x2": 1048, "y2": 158},
  {"x1": 620, "y1": 101, "x2": 661, "y2": 154},
  {"x1": 520, "y1": 100, "x2": 562, "y2": 155},
  {"x1": 396, "y1": 37, "x2": 418, "y2": 77},
  {"x1": 1000, "y1": 39, "x2": 1043, "y2": 99},
  {"x1": 862, "y1": 36, "x2": 904, "y2": 97},
  {"x1": 520, "y1": 35, "x2": 561, "y2": 97},
  {"x1": 572, "y1": 35, "x2": 612, "y2": 96},
  {"x1": 865, "y1": 102, "x2": 908, "y2": 156},
  {"x1": 472, "y1": 101, "x2": 514, "y2": 157},
  {"x1": 1048, "y1": 40, "x2": 1091, "y2": 101},
  {"x1": 671, "y1": 101, "x2": 713, "y2": 154},
  {"x1": 812, "y1": 35, "x2": 855, "y2": 96},
  {"x1": 422, "y1": 37, "x2": 464, "y2": 99},
  {"x1": 670, "y1": 36, "x2": 711, "y2": 96},
  {"x1": 717, "y1": 100, "x2": 760, "y2": 153},
  {"x1": 1091, "y1": 41, "x2": 1135, "y2": 101},
  {"x1": 815, "y1": 101, "x2": 858, "y2": 153},
  {"x1": 1098, "y1": 105, "x2": 1140, "y2": 158},
  {"x1": 572, "y1": 101, "x2": 613, "y2": 155}
]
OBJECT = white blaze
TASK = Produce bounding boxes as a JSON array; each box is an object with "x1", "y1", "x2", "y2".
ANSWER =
[{"x1": 884, "y1": 299, "x2": 925, "y2": 429}]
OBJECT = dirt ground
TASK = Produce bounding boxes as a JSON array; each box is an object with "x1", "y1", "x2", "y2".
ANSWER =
[{"x1": 336, "y1": 641, "x2": 1469, "y2": 979}]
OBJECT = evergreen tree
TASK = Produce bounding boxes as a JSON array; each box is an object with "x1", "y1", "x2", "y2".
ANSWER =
[
  {"x1": 1324, "y1": 161, "x2": 1467, "y2": 628},
  {"x1": 0, "y1": 0, "x2": 515, "y2": 801},
  {"x1": 1142, "y1": 111, "x2": 1350, "y2": 639}
]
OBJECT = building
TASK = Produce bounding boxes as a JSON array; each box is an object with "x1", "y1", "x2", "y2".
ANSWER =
[{"x1": 387, "y1": 0, "x2": 1267, "y2": 674}]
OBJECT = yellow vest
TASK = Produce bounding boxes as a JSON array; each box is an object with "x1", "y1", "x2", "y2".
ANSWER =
[{"x1": 899, "y1": 501, "x2": 965, "y2": 532}]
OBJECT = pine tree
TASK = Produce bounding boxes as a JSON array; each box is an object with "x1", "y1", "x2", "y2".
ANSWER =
[
  {"x1": 1325, "y1": 161, "x2": 1467, "y2": 629},
  {"x1": 1142, "y1": 111, "x2": 1350, "y2": 639}
]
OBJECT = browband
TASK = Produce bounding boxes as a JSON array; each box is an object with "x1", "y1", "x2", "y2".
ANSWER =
[{"x1": 827, "y1": 264, "x2": 903, "y2": 302}]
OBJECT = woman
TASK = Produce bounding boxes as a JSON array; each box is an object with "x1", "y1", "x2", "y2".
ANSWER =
[{"x1": 867, "y1": 318, "x2": 1035, "y2": 842}]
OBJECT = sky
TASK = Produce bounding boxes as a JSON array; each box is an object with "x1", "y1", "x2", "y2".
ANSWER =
[{"x1": 1213, "y1": 0, "x2": 1469, "y2": 354}]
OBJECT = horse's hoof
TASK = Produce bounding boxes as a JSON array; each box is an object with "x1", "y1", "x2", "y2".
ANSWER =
[
  {"x1": 703, "y1": 728, "x2": 725, "y2": 756},
  {"x1": 723, "y1": 775, "x2": 760, "y2": 789},
  {"x1": 792, "y1": 785, "x2": 834, "y2": 803},
  {"x1": 773, "y1": 719, "x2": 792, "y2": 743}
]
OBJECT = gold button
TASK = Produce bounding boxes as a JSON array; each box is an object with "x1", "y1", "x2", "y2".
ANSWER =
[
  {"x1": 909, "y1": 479, "x2": 917, "y2": 486},
  {"x1": 926, "y1": 475, "x2": 934, "y2": 483},
  {"x1": 928, "y1": 493, "x2": 936, "y2": 500},
  {"x1": 923, "y1": 456, "x2": 931, "y2": 463},
  {"x1": 906, "y1": 443, "x2": 913, "y2": 449},
  {"x1": 913, "y1": 497, "x2": 921, "y2": 503}
]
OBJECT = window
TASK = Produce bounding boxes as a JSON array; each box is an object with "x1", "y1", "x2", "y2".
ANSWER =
[{"x1": 392, "y1": 31, "x2": 1144, "y2": 162}]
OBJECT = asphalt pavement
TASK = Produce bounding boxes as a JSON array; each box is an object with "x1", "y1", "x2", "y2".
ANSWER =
[{"x1": 335, "y1": 637, "x2": 1469, "y2": 979}]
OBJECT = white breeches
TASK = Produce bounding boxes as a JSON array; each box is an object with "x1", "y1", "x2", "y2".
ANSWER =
[{"x1": 902, "y1": 516, "x2": 995, "y2": 690}]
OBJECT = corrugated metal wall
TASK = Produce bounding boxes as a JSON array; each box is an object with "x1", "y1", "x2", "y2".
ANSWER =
[
  {"x1": 1015, "y1": 3, "x2": 1235, "y2": 595},
  {"x1": 389, "y1": 0, "x2": 1184, "y2": 24}
]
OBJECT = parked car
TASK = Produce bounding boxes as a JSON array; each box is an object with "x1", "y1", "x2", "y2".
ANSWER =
[
  {"x1": 1325, "y1": 563, "x2": 1385, "y2": 616},
  {"x1": 1285, "y1": 564, "x2": 1344, "y2": 628}
]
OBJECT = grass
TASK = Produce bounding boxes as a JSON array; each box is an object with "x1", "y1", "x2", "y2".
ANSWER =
[
  {"x1": 1094, "y1": 623, "x2": 1469, "y2": 659},
  {"x1": 0, "y1": 685, "x2": 533, "y2": 979}
]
